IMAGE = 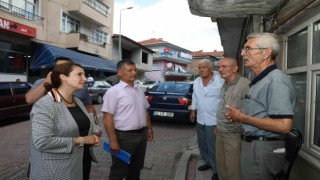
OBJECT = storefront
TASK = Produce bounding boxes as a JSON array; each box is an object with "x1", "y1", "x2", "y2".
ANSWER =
[{"x1": 0, "y1": 17, "x2": 36, "y2": 82}]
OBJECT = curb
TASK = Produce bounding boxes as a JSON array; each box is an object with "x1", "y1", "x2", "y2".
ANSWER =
[
  {"x1": 174, "y1": 150, "x2": 192, "y2": 180},
  {"x1": 174, "y1": 135, "x2": 199, "y2": 180}
]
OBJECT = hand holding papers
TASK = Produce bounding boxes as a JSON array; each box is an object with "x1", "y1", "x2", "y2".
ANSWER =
[{"x1": 103, "y1": 141, "x2": 131, "y2": 164}]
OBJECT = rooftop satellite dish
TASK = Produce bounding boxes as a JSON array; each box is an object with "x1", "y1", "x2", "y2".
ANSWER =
[{"x1": 167, "y1": 63, "x2": 172, "y2": 68}]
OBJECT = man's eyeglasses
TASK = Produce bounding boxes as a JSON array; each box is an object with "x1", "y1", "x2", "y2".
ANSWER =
[{"x1": 241, "y1": 47, "x2": 266, "y2": 52}]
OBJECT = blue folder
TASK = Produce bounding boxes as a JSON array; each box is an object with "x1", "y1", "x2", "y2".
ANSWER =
[{"x1": 103, "y1": 141, "x2": 131, "y2": 164}]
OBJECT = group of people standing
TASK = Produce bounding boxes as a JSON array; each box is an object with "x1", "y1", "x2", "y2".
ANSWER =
[
  {"x1": 190, "y1": 32, "x2": 295, "y2": 180},
  {"x1": 26, "y1": 56, "x2": 153, "y2": 179},
  {"x1": 24, "y1": 32, "x2": 295, "y2": 180}
]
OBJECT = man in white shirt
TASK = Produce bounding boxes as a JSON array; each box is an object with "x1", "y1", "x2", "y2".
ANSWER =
[
  {"x1": 190, "y1": 59, "x2": 224, "y2": 180},
  {"x1": 87, "y1": 73, "x2": 94, "y2": 82}
]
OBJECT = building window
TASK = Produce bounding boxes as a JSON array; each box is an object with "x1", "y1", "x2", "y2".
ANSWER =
[
  {"x1": 285, "y1": 15, "x2": 320, "y2": 168},
  {"x1": 314, "y1": 73, "x2": 320, "y2": 146},
  {"x1": 90, "y1": 28, "x2": 108, "y2": 45},
  {"x1": 313, "y1": 20, "x2": 320, "y2": 64},
  {"x1": 287, "y1": 28, "x2": 308, "y2": 69},
  {"x1": 0, "y1": 40, "x2": 28, "y2": 75},
  {"x1": 61, "y1": 12, "x2": 80, "y2": 33},
  {"x1": 142, "y1": 52, "x2": 148, "y2": 64},
  {"x1": 83, "y1": 0, "x2": 110, "y2": 16},
  {"x1": 1, "y1": 0, "x2": 38, "y2": 20},
  {"x1": 289, "y1": 73, "x2": 306, "y2": 141}
]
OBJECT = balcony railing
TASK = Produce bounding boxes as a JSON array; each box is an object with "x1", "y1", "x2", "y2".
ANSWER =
[
  {"x1": 154, "y1": 53, "x2": 192, "y2": 63},
  {"x1": 0, "y1": 1, "x2": 43, "y2": 21},
  {"x1": 164, "y1": 71, "x2": 192, "y2": 77},
  {"x1": 79, "y1": 33, "x2": 106, "y2": 47},
  {"x1": 82, "y1": 0, "x2": 109, "y2": 16}
]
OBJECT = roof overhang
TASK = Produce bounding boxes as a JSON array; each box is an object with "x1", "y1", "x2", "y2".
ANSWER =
[
  {"x1": 187, "y1": 0, "x2": 283, "y2": 59},
  {"x1": 113, "y1": 35, "x2": 155, "y2": 53},
  {"x1": 188, "y1": 0, "x2": 281, "y2": 18}
]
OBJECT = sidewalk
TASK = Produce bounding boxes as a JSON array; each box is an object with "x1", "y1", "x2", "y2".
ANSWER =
[
  {"x1": 91, "y1": 133, "x2": 211, "y2": 180},
  {"x1": 0, "y1": 112, "x2": 196, "y2": 180},
  {"x1": 174, "y1": 135, "x2": 213, "y2": 180}
]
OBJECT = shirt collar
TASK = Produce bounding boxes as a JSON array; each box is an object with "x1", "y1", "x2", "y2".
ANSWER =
[
  {"x1": 223, "y1": 74, "x2": 241, "y2": 88},
  {"x1": 250, "y1": 64, "x2": 277, "y2": 86},
  {"x1": 119, "y1": 80, "x2": 138, "y2": 89},
  {"x1": 230, "y1": 74, "x2": 241, "y2": 85}
]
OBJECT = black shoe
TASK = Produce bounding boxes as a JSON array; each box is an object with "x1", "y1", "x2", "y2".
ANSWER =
[
  {"x1": 212, "y1": 173, "x2": 219, "y2": 180},
  {"x1": 197, "y1": 164, "x2": 211, "y2": 171}
]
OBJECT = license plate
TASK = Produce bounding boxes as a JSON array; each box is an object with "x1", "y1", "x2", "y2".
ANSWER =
[{"x1": 153, "y1": 111, "x2": 174, "y2": 117}]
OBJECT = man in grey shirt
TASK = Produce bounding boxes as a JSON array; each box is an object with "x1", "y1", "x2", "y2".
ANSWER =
[
  {"x1": 227, "y1": 33, "x2": 296, "y2": 180},
  {"x1": 215, "y1": 57, "x2": 249, "y2": 180}
]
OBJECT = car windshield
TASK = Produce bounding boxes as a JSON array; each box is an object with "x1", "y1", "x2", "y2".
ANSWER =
[{"x1": 154, "y1": 83, "x2": 191, "y2": 93}]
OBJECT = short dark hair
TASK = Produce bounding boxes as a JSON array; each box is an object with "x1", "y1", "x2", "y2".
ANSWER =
[
  {"x1": 116, "y1": 60, "x2": 135, "y2": 71},
  {"x1": 54, "y1": 56, "x2": 72, "y2": 63},
  {"x1": 44, "y1": 62, "x2": 83, "y2": 91}
]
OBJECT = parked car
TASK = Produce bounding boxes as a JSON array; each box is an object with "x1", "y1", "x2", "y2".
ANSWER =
[
  {"x1": 87, "y1": 81, "x2": 112, "y2": 104},
  {"x1": 145, "y1": 81, "x2": 194, "y2": 123},
  {"x1": 142, "y1": 80, "x2": 159, "y2": 92},
  {"x1": 0, "y1": 82, "x2": 32, "y2": 121}
]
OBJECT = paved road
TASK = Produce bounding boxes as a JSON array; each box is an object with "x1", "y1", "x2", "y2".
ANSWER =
[{"x1": 0, "y1": 104, "x2": 196, "y2": 179}]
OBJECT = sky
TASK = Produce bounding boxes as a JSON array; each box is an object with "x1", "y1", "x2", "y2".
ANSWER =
[{"x1": 113, "y1": 0, "x2": 223, "y2": 52}]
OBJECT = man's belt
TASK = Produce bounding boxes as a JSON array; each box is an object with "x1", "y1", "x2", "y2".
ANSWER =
[
  {"x1": 115, "y1": 127, "x2": 146, "y2": 133},
  {"x1": 241, "y1": 135, "x2": 283, "y2": 142}
]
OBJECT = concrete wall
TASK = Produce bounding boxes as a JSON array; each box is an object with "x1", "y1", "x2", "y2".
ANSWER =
[{"x1": 290, "y1": 157, "x2": 320, "y2": 180}]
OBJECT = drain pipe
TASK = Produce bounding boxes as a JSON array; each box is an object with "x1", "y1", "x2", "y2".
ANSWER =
[{"x1": 260, "y1": 16, "x2": 264, "y2": 32}]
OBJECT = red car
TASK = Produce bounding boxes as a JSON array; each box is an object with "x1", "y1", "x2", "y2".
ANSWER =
[{"x1": 0, "y1": 82, "x2": 32, "y2": 121}]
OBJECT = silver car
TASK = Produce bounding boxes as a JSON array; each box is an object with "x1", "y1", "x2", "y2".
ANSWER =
[{"x1": 87, "y1": 81, "x2": 112, "y2": 104}]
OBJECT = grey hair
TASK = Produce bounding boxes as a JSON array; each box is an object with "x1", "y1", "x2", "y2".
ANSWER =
[
  {"x1": 198, "y1": 59, "x2": 213, "y2": 68},
  {"x1": 247, "y1": 33, "x2": 280, "y2": 59}
]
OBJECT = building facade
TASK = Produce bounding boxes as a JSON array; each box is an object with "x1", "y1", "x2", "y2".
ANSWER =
[
  {"x1": 139, "y1": 38, "x2": 192, "y2": 82},
  {"x1": 188, "y1": 0, "x2": 320, "y2": 179},
  {"x1": 0, "y1": 0, "x2": 116, "y2": 82},
  {"x1": 112, "y1": 34, "x2": 154, "y2": 83}
]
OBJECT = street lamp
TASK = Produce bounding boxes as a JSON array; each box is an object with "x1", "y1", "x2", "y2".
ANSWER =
[{"x1": 119, "y1": 6, "x2": 133, "y2": 61}]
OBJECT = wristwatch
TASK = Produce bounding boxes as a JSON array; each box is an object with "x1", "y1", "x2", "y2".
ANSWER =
[{"x1": 79, "y1": 137, "x2": 84, "y2": 147}]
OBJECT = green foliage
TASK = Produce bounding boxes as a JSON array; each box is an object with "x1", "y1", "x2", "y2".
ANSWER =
[{"x1": 69, "y1": 29, "x2": 78, "y2": 33}]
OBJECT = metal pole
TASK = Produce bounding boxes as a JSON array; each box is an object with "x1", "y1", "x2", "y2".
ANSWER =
[
  {"x1": 119, "y1": 10, "x2": 122, "y2": 61},
  {"x1": 119, "y1": 7, "x2": 133, "y2": 61}
]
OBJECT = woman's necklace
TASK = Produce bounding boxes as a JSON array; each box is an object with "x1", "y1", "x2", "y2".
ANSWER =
[{"x1": 56, "y1": 89, "x2": 74, "y2": 105}]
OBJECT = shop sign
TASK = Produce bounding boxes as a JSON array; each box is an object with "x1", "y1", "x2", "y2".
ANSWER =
[
  {"x1": 0, "y1": 17, "x2": 36, "y2": 37},
  {"x1": 164, "y1": 48, "x2": 170, "y2": 53}
]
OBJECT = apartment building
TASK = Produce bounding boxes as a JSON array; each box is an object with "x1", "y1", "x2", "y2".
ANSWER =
[
  {"x1": 139, "y1": 38, "x2": 192, "y2": 82},
  {"x1": 0, "y1": 0, "x2": 116, "y2": 82}
]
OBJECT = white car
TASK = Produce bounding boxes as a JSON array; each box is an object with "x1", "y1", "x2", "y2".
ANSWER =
[
  {"x1": 87, "y1": 81, "x2": 112, "y2": 104},
  {"x1": 142, "y1": 81, "x2": 159, "y2": 92}
]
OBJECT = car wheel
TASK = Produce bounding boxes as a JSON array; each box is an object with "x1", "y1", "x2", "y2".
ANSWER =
[{"x1": 96, "y1": 94, "x2": 103, "y2": 104}]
